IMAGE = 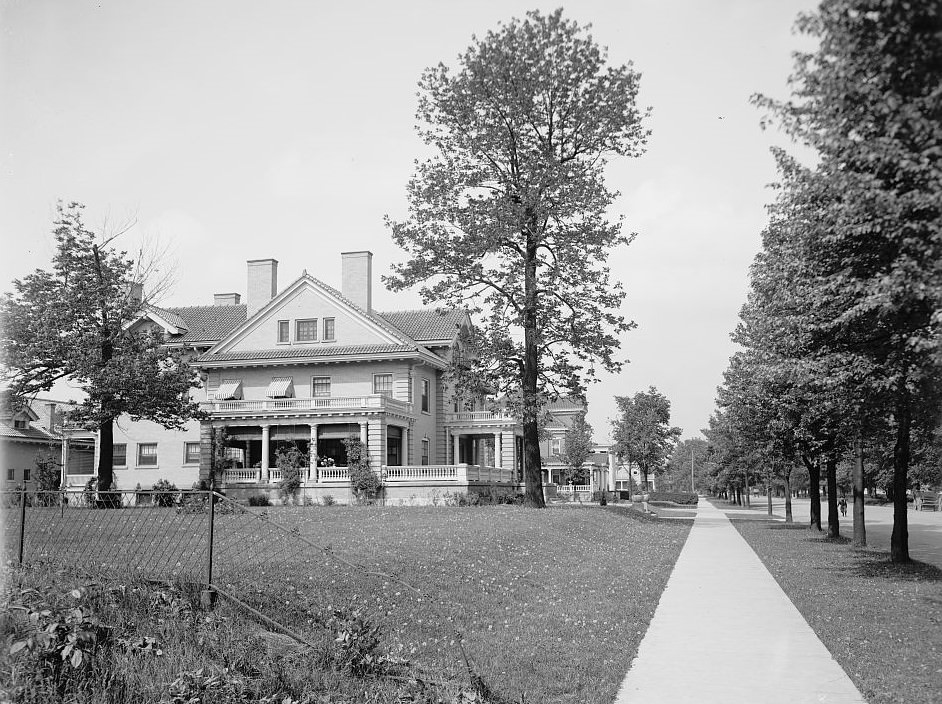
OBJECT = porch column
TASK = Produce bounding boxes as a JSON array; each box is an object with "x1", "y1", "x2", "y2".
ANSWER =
[
  {"x1": 359, "y1": 421, "x2": 368, "y2": 445},
  {"x1": 310, "y1": 423, "x2": 318, "y2": 482},
  {"x1": 494, "y1": 432, "x2": 502, "y2": 469},
  {"x1": 402, "y1": 426, "x2": 410, "y2": 465},
  {"x1": 453, "y1": 432, "x2": 460, "y2": 464},
  {"x1": 261, "y1": 424, "x2": 270, "y2": 483}
]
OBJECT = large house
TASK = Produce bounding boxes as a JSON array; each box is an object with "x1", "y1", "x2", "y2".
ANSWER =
[{"x1": 107, "y1": 251, "x2": 530, "y2": 503}]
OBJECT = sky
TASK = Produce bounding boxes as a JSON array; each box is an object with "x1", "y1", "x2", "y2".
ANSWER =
[{"x1": 0, "y1": 0, "x2": 821, "y2": 442}]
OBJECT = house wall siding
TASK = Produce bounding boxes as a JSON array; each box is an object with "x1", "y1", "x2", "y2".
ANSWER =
[{"x1": 110, "y1": 417, "x2": 201, "y2": 490}]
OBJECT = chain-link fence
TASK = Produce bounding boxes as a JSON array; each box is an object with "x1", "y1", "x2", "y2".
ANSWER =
[{"x1": 2, "y1": 489, "x2": 473, "y2": 685}]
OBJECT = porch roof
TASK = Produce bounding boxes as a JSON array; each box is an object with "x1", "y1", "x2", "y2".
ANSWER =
[{"x1": 197, "y1": 343, "x2": 418, "y2": 364}]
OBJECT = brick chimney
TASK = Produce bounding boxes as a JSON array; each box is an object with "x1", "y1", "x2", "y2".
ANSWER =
[
  {"x1": 341, "y1": 251, "x2": 372, "y2": 313},
  {"x1": 246, "y1": 259, "x2": 278, "y2": 316},
  {"x1": 213, "y1": 293, "x2": 241, "y2": 306}
]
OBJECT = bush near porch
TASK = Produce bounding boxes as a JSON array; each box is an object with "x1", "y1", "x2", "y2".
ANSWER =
[{"x1": 647, "y1": 491, "x2": 698, "y2": 506}]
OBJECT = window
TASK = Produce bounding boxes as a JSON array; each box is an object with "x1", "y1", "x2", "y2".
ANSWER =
[
  {"x1": 113, "y1": 444, "x2": 127, "y2": 467},
  {"x1": 277, "y1": 320, "x2": 289, "y2": 343},
  {"x1": 421, "y1": 378, "x2": 431, "y2": 413},
  {"x1": 184, "y1": 442, "x2": 201, "y2": 464},
  {"x1": 323, "y1": 317, "x2": 335, "y2": 341},
  {"x1": 23, "y1": 468, "x2": 30, "y2": 481},
  {"x1": 373, "y1": 374, "x2": 393, "y2": 398},
  {"x1": 296, "y1": 318, "x2": 317, "y2": 342},
  {"x1": 551, "y1": 438, "x2": 563, "y2": 456},
  {"x1": 6, "y1": 468, "x2": 14, "y2": 481},
  {"x1": 13, "y1": 419, "x2": 27, "y2": 429},
  {"x1": 137, "y1": 443, "x2": 158, "y2": 467},
  {"x1": 421, "y1": 438, "x2": 430, "y2": 466},
  {"x1": 312, "y1": 376, "x2": 331, "y2": 397}
]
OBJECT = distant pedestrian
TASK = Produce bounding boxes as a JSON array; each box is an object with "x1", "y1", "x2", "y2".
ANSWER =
[{"x1": 838, "y1": 497, "x2": 847, "y2": 517}]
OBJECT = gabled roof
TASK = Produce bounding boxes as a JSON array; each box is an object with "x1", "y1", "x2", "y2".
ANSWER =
[
  {"x1": 379, "y1": 309, "x2": 467, "y2": 343},
  {"x1": 0, "y1": 423, "x2": 56, "y2": 442},
  {"x1": 162, "y1": 304, "x2": 247, "y2": 343}
]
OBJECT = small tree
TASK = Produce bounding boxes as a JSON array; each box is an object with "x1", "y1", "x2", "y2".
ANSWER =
[
  {"x1": 276, "y1": 443, "x2": 307, "y2": 504},
  {"x1": 562, "y1": 411, "x2": 594, "y2": 486},
  {"x1": 0, "y1": 202, "x2": 203, "y2": 495},
  {"x1": 343, "y1": 437, "x2": 381, "y2": 504},
  {"x1": 33, "y1": 449, "x2": 61, "y2": 506},
  {"x1": 612, "y1": 387, "x2": 682, "y2": 491}
]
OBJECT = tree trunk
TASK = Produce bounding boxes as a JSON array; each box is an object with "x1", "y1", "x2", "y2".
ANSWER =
[
  {"x1": 521, "y1": 228, "x2": 545, "y2": 508},
  {"x1": 891, "y1": 390, "x2": 910, "y2": 563},
  {"x1": 803, "y1": 454, "x2": 821, "y2": 531},
  {"x1": 826, "y1": 453, "x2": 839, "y2": 539},
  {"x1": 766, "y1": 472, "x2": 772, "y2": 516},
  {"x1": 784, "y1": 468, "x2": 793, "y2": 524},
  {"x1": 853, "y1": 433, "x2": 866, "y2": 547},
  {"x1": 743, "y1": 467, "x2": 750, "y2": 507}
]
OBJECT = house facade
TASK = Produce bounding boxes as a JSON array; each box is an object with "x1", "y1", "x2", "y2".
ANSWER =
[
  {"x1": 107, "y1": 251, "x2": 528, "y2": 504},
  {"x1": 0, "y1": 394, "x2": 95, "y2": 490}
]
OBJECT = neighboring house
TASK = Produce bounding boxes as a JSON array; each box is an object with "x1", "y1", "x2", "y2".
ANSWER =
[
  {"x1": 0, "y1": 393, "x2": 95, "y2": 489},
  {"x1": 103, "y1": 251, "x2": 529, "y2": 503},
  {"x1": 540, "y1": 398, "x2": 586, "y2": 485}
]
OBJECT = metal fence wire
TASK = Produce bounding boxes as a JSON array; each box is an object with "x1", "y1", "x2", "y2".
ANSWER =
[{"x1": 1, "y1": 489, "x2": 472, "y2": 683}]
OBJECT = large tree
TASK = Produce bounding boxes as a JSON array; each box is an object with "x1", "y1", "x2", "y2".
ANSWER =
[
  {"x1": 754, "y1": 0, "x2": 942, "y2": 561},
  {"x1": 611, "y1": 387, "x2": 681, "y2": 491},
  {"x1": 385, "y1": 9, "x2": 648, "y2": 507},
  {"x1": 0, "y1": 202, "x2": 202, "y2": 494}
]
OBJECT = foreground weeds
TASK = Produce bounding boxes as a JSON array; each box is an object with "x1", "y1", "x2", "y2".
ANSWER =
[{"x1": 0, "y1": 566, "x2": 466, "y2": 703}]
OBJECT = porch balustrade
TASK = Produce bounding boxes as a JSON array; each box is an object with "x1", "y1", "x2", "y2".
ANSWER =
[
  {"x1": 557, "y1": 484, "x2": 591, "y2": 493},
  {"x1": 202, "y1": 395, "x2": 413, "y2": 414},
  {"x1": 221, "y1": 464, "x2": 515, "y2": 486},
  {"x1": 444, "y1": 411, "x2": 515, "y2": 423}
]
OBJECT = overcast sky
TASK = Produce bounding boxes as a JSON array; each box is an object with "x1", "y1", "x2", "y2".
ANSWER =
[{"x1": 1, "y1": 0, "x2": 820, "y2": 441}]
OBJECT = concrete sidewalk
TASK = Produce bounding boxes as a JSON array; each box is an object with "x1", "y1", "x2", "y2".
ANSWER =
[{"x1": 614, "y1": 501, "x2": 865, "y2": 704}]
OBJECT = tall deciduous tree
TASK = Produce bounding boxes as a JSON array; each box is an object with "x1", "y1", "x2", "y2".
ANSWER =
[
  {"x1": 754, "y1": 0, "x2": 942, "y2": 561},
  {"x1": 385, "y1": 9, "x2": 648, "y2": 508},
  {"x1": 562, "y1": 410, "x2": 595, "y2": 485},
  {"x1": 0, "y1": 202, "x2": 202, "y2": 494},
  {"x1": 611, "y1": 387, "x2": 681, "y2": 491}
]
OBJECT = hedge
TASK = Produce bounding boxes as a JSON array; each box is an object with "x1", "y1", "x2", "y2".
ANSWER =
[{"x1": 647, "y1": 491, "x2": 698, "y2": 506}]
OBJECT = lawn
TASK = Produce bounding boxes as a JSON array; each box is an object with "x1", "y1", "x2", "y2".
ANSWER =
[
  {"x1": 4, "y1": 503, "x2": 692, "y2": 703},
  {"x1": 732, "y1": 519, "x2": 942, "y2": 704}
]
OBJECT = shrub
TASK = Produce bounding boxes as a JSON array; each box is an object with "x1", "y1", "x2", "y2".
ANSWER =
[
  {"x1": 152, "y1": 479, "x2": 179, "y2": 507},
  {"x1": 343, "y1": 437, "x2": 381, "y2": 504},
  {"x1": 326, "y1": 609, "x2": 402, "y2": 676},
  {"x1": 321, "y1": 494, "x2": 336, "y2": 506},
  {"x1": 247, "y1": 494, "x2": 271, "y2": 507},
  {"x1": 82, "y1": 477, "x2": 98, "y2": 507},
  {"x1": 647, "y1": 491, "x2": 698, "y2": 505},
  {"x1": 275, "y1": 443, "x2": 306, "y2": 503}
]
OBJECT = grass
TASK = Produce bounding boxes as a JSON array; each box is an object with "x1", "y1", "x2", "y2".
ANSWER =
[
  {"x1": 3, "y1": 503, "x2": 692, "y2": 703},
  {"x1": 732, "y1": 519, "x2": 942, "y2": 704}
]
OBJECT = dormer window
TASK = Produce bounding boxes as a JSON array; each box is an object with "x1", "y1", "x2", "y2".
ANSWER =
[
  {"x1": 13, "y1": 419, "x2": 27, "y2": 429},
  {"x1": 268, "y1": 377, "x2": 294, "y2": 398}
]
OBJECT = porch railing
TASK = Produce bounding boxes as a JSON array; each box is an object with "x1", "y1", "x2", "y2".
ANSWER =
[
  {"x1": 557, "y1": 484, "x2": 591, "y2": 493},
  {"x1": 202, "y1": 395, "x2": 413, "y2": 415},
  {"x1": 444, "y1": 411, "x2": 515, "y2": 423},
  {"x1": 221, "y1": 464, "x2": 516, "y2": 485}
]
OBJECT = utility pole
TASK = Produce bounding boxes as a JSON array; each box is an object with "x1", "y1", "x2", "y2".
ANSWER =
[{"x1": 690, "y1": 449, "x2": 695, "y2": 493}]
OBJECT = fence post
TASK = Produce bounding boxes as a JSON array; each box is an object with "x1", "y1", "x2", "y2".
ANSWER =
[
  {"x1": 201, "y1": 489, "x2": 217, "y2": 609},
  {"x1": 17, "y1": 486, "x2": 27, "y2": 565}
]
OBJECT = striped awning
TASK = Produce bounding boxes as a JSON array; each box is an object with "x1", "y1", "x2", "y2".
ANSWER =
[
  {"x1": 216, "y1": 379, "x2": 243, "y2": 400},
  {"x1": 267, "y1": 377, "x2": 294, "y2": 398}
]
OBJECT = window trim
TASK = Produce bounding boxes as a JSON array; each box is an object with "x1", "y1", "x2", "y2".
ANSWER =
[
  {"x1": 421, "y1": 377, "x2": 431, "y2": 414},
  {"x1": 312, "y1": 376, "x2": 331, "y2": 398},
  {"x1": 295, "y1": 318, "x2": 318, "y2": 343},
  {"x1": 136, "y1": 443, "x2": 158, "y2": 468},
  {"x1": 183, "y1": 442, "x2": 201, "y2": 465},
  {"x1": 277, "y1": 319, "x2": 290, "y2": 344},
  {"x1": 373, "y1": 373, "x2": 393, "y2": 398},
  {"x1": 323, "y1": 317, "x2": 335, "y2": 342},
  {"x1": 112, "y1": 443, "x2": 128, "y2": 467}
]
